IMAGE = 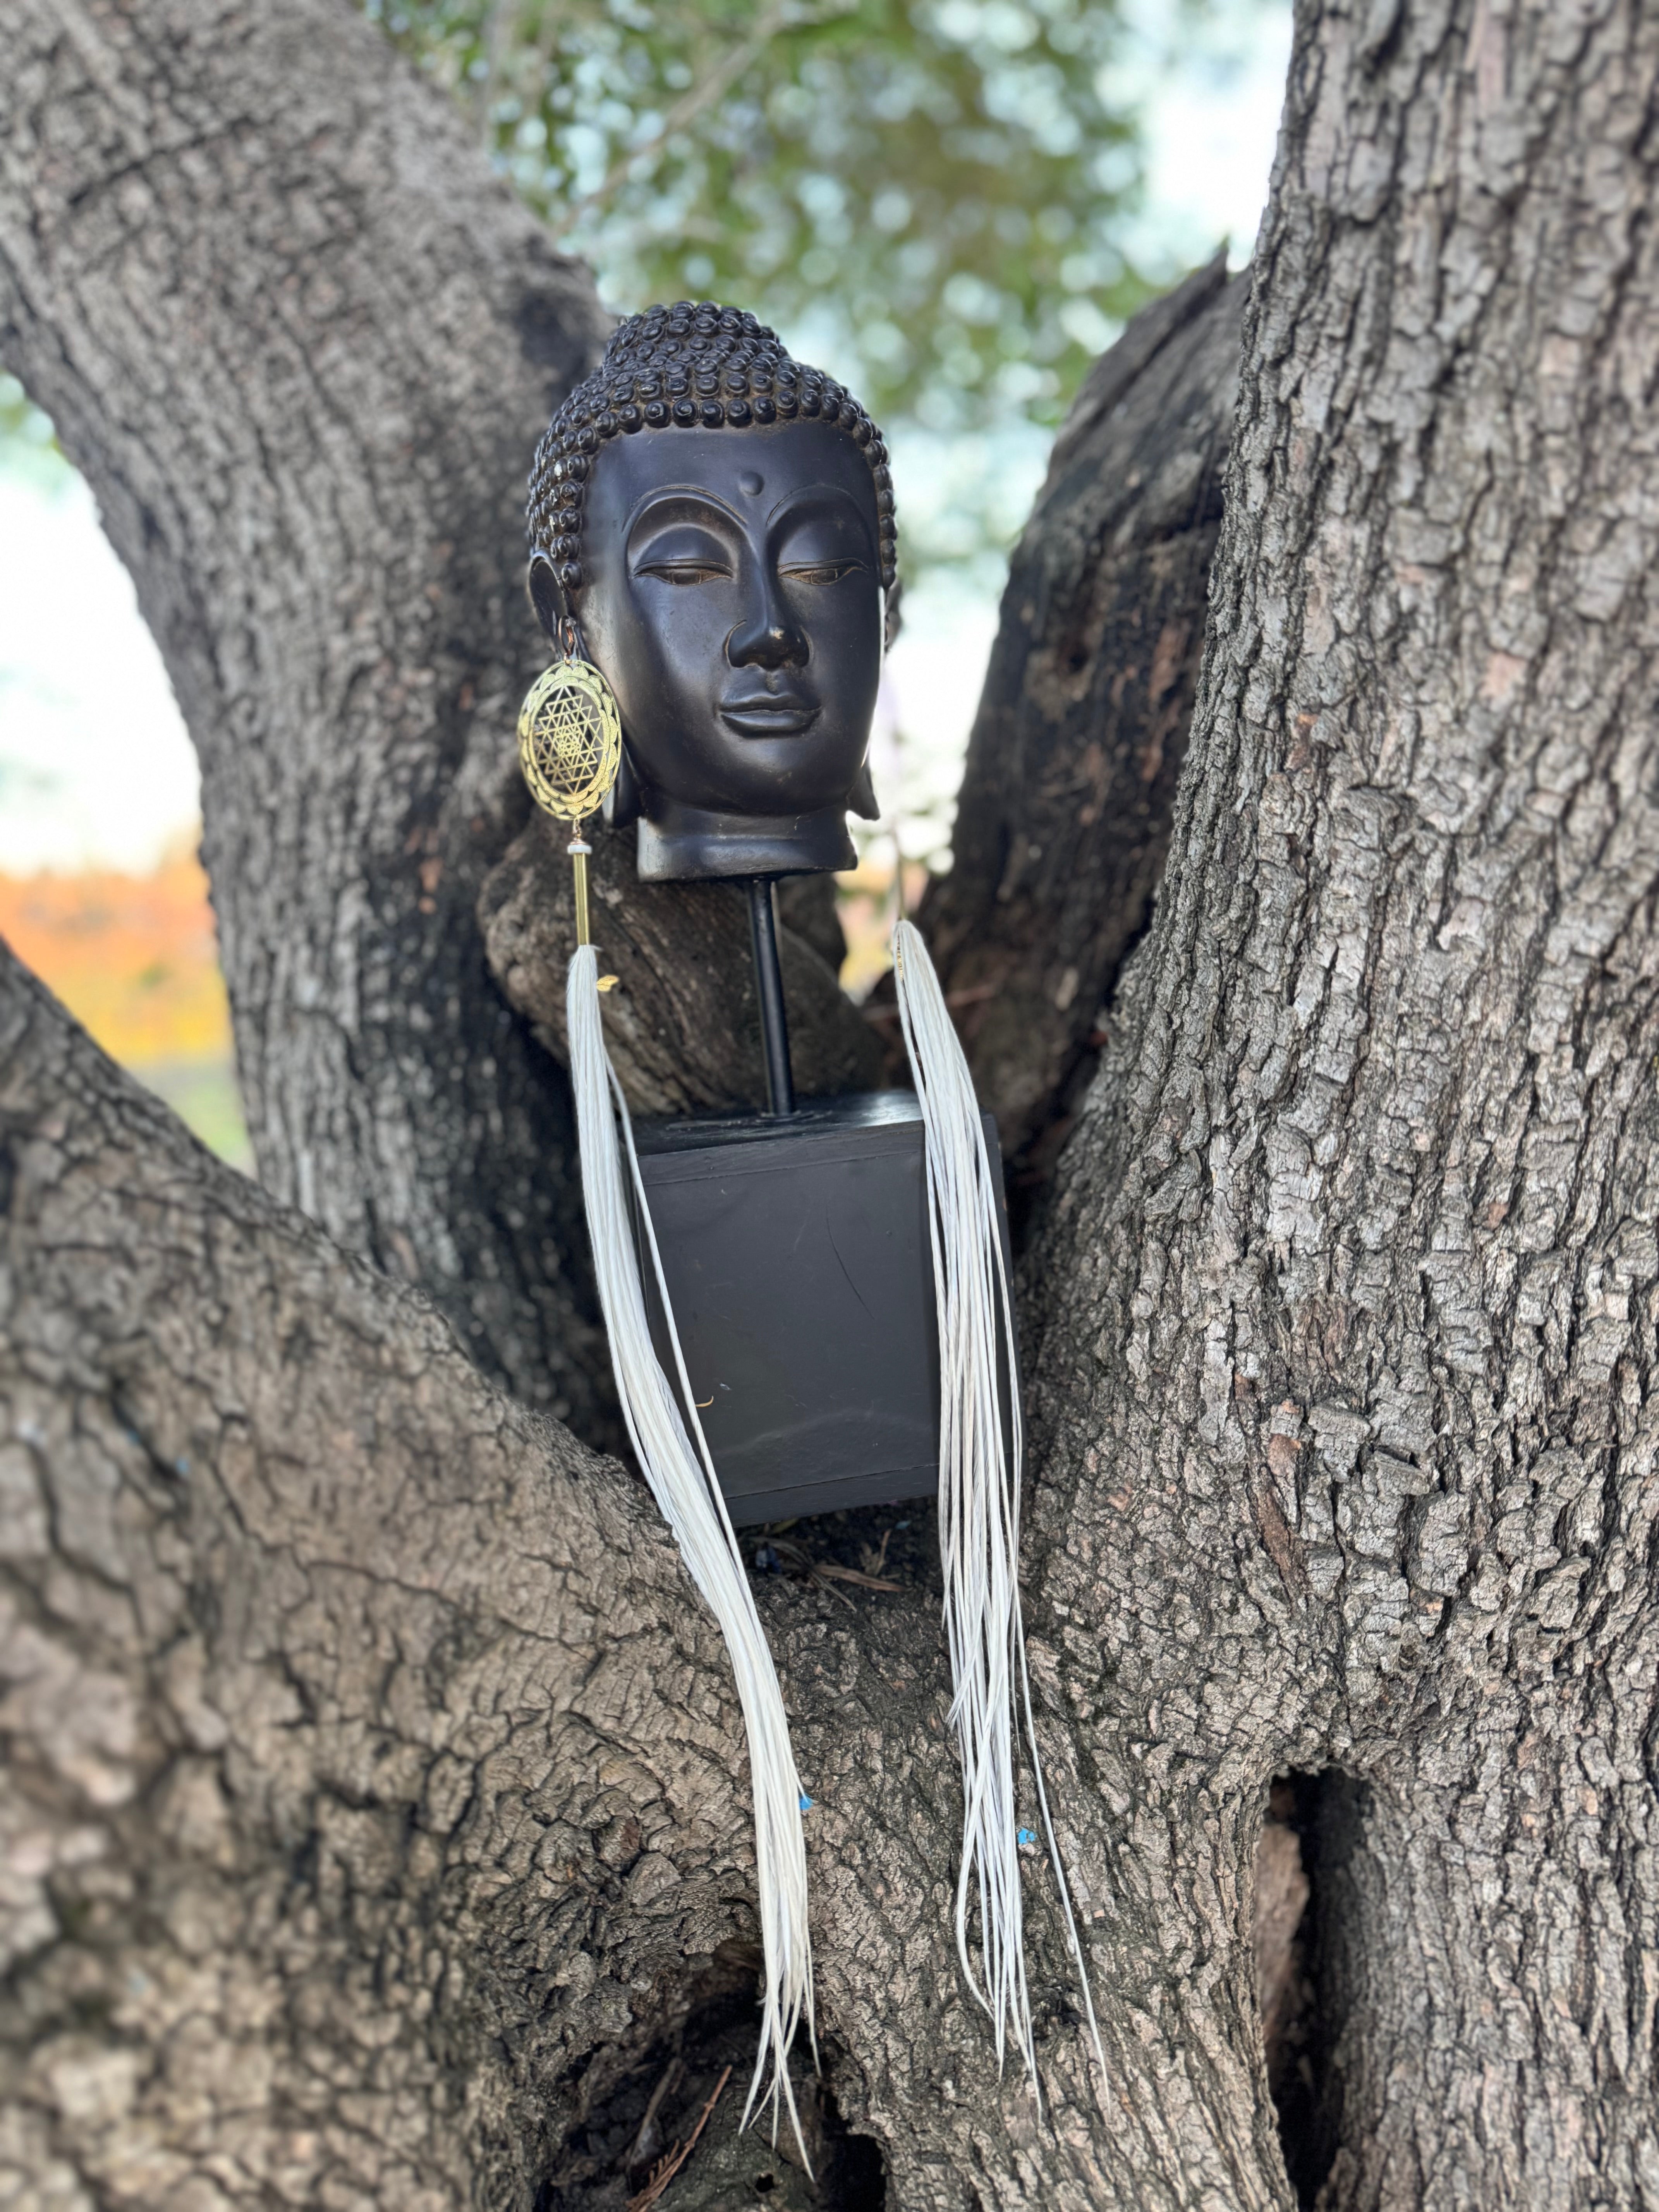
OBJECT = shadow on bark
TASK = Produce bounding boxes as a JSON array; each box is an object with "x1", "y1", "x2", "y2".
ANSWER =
[
  {"x1": 539, "y1": 1960, "x2": 885, "y2": 2211},
  {"x1": 1258, "y1": 1771, "x2": 1370, "y2": 2211}
]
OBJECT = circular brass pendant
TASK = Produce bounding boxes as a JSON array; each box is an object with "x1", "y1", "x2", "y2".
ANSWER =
[{"x1": 517, "y1": 658, "x2": 623, "y2": 824}]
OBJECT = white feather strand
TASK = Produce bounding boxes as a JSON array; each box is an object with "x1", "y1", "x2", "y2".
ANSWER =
[
  {"x1": 566, "y1": 946, "x2": 815, "y2": 2153},
  {"x1": 891, "y1": 919, "x2": 1104, "y2": 2093}
]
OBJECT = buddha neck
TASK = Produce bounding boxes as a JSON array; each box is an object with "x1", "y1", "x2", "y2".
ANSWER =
[{"x1": 635, "y1": 796, "x2": 856, "y2": 883}]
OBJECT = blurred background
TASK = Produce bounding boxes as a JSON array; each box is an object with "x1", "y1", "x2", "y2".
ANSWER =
[{"x1": 0, "y1": 0, "x2": 1290, "y2": 1164}]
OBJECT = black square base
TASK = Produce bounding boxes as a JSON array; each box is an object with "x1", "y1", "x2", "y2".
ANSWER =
[{"x1": 633, "y1": 1090, "x2": 1006, "y2": 1526}]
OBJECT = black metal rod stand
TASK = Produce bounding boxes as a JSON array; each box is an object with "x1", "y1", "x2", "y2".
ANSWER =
[{"x1": 746, "y1": 876, "x2": 796, "y2": 1117}]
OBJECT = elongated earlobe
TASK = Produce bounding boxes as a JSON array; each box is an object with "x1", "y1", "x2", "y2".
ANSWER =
[
  {"x1": 603, "y1": 742, "x2": 643, "y2": 829},
  {"x1": 850, "y1": 755, "x2": 880, "y2": 820},
  {"x1": 527, "y1": 552, "x2": 569, "y2": 641}
]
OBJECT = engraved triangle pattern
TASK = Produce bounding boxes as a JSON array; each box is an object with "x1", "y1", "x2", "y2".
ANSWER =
[{"x1": 517, "y1": 658, "x2": 622, "y2": 824}]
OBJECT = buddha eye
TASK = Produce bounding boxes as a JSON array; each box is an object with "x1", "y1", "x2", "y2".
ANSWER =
[
  {"x1": 636, "y1": 557, "x2": 733, "y2": 585},
  {"x1": 631, "y1": 522, "x2": 735, "y2": 586},
  {"x1": 779, "y1": 558, "x2": 866, "y2": 586}
]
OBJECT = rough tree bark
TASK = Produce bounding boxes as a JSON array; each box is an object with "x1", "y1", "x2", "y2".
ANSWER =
[
  {"x1": 5, "y1": 0, "x2": 1659, "y2": 2207},
  {"x1": 0, "y1": 0, "x2": 879, "y2": 1437},
  {"x1": 477, "y1": 832, "x2": 883, "y2": 1119},
  {"x1": 0, "y1": 0, "x2": 610, "y2": 1428},
  {"x1": 911, "y1": 254, "x2": 1244, "y2": 1183},
  {"x1": 1020, "y1": 0, "x2": 1659, "y2": 2201}
]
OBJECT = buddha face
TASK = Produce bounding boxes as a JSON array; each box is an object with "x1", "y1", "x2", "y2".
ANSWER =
[{"x1": 531, "y1": 418, "x2": 884, "y2": 879}]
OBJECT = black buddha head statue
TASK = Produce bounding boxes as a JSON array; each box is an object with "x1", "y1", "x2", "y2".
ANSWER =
[{"x1": 525, "y1": 301, "x2": 896, "y2": 881}]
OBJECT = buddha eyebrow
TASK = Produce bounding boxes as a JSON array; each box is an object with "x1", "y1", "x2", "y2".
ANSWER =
[
  {"x1": 625, "y1": 495, "x2": 745, "y2": 575},
  {"x1": 623, "y1": 486, "x2": 746, "y2": 536},
  {"x1": 764, "y1": 483, "x2": 869, "y2": 526},
  {"x1": 766, "y1": 483, "x2": 877, "y2": 555}
]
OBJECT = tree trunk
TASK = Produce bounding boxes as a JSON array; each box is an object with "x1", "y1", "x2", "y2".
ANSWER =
[
  {"x1": 912, "y1": 253, "x2": 1243, "y2": 1186},
  {"x1": 5, "y1": 0, "x2": 1659, "y2": 2206},
  {"x1": 478, "y1": 826, "x2": 883, "y2": 1119},
  {"x1": 0, "y1": 0, "x2": 878, "y2": 1438},
  {"x1": 0, "y1": 945, "x2": 808, "y2": 2209},
  {"x1": 1019, "y1": 0, "x2": 1659, "y2": 2200}
]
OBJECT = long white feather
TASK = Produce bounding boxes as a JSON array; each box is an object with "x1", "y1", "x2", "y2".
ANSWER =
[
  {"x1": 891, "y1": 918, "x2": 1103, "y2": 2091},
  {"x1": 566, "y1": 945, "x2": 814, "y2": 2151}
]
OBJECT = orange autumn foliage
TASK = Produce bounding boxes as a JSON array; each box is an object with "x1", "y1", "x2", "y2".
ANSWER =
[
  {"x1": 836, "y1": 854, "x2": 930, "y2": 999},
  {"x1": 0, "y1": 843, "x2": 234, "y2": 1069},
  {"x1": 0, "y1": 844, "x2": 905, "y2": 1161}
]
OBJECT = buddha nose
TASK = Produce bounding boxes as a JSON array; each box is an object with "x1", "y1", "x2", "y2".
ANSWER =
[{"x1": 727, "y1": 567, "x2": 807, "y2": 670}]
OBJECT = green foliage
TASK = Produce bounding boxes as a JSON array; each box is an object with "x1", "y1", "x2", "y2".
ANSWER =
[
  {"x1": 366, "y1": 0, "x2": 1153, "y2": 439},
  {"x1": 0, "y1": 372, "x2": 70, "y2": 493},
  {"x1": 0, "y1": 373, "x2": 33, "y2": 442}
]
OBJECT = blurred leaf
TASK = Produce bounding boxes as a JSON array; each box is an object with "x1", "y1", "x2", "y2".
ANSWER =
[
  {"x1": 0, "y1": 373, "x2": 72, "y2": 494},
  {"x1": 369, "y1": 0, "x2": 1157, "y2": 504},
  {"x1": 0, "y1": 846, "x2": 252, "y2": 1167},
  {"x1": 1, "y1": 8, "x2": 1264, "y2": 562}
]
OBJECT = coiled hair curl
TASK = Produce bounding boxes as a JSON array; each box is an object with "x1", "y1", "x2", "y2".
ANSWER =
[{"x1": 526, "y1": 299, "x2": 898, "y2": 610}]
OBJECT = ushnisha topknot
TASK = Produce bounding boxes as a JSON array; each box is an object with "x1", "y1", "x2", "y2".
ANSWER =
[{"x1": 526, "y1": 299, "x2": 898, "y2": 606}]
